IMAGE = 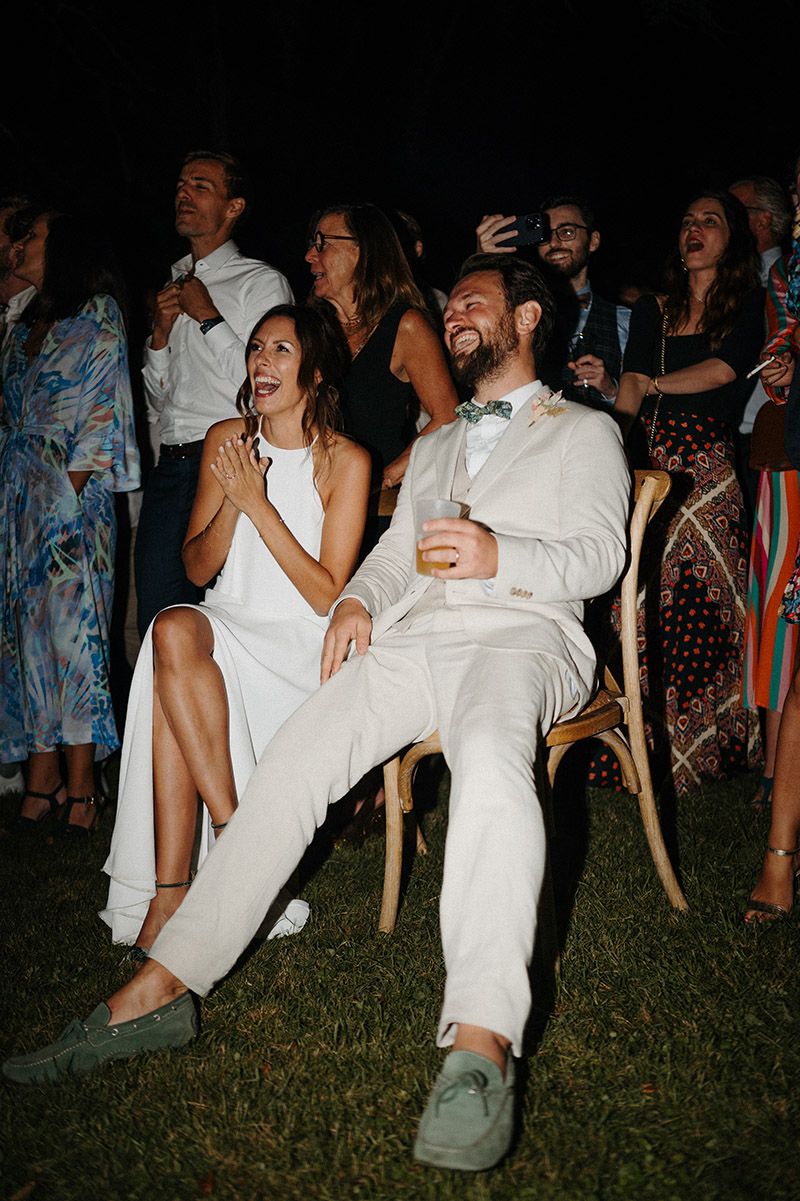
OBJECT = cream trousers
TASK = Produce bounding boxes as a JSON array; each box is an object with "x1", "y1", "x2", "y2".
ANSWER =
[{"x1": 151, "y1": 609, "x2": 572, "y2": 1054}]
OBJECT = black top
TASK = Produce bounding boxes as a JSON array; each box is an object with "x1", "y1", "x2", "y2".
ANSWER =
[
  {"x1": 624, "y1": 290, "x2": 765, "y2": 429},
  {"x1": 339, "y1": 303, "x2": 415, "y2": 482}
]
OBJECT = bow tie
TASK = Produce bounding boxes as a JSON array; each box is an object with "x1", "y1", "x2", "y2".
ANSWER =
[{"x1": 455, "y1": 399, "x2": 513, "y2": 424}]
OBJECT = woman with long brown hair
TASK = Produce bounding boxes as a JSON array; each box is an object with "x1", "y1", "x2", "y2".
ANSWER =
[
  {"x1": 102, "y1": 305, "x2": 370, "y2": 958},
  {"x1": 605, "y1": 190, "x2": 765, "y2": 798}
]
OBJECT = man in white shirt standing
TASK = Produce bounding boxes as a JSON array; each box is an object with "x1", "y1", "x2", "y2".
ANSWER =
[{"x1": 135, "y1": 151, "x2": 293, "y2": 637}]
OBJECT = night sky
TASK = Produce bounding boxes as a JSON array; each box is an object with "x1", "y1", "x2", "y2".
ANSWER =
[{"x1": 4, "y1": 0, "x2": 796, "y2": 306}]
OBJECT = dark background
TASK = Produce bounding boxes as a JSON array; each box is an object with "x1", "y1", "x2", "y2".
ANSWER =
[{"x1": 3, "y1": 0, "x2": 795, "y2": 308}]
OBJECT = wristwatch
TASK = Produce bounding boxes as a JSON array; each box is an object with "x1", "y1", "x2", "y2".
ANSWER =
[{"x1": 199, "y1": 315, "x2": 225, "y2": 336}]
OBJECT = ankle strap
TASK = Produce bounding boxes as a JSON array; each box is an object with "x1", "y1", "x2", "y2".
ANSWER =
[{"x1": 766, "y1": 844, "x2": 800, "y2": 856}]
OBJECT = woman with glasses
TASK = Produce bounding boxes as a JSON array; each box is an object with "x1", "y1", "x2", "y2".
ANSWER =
[
  {"x1": 605, "y1": 191, "x2": 764, "y2": 800},
  {"x1": 305, "y1": 204, "x2": 458, "y2": 529}
]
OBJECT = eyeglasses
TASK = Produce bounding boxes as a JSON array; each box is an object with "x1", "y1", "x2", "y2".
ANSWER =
[
  {"x1": 307, "y1": 231, "x2": 358, "y2": 253},
  {"x1": 546, "y1": 223, "x2": 589, "y2": 244}
]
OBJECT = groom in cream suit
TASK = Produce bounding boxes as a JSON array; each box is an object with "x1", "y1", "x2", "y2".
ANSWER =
[{"x1": 5, "y1": 255, "x2": 631, "y2": 1172}]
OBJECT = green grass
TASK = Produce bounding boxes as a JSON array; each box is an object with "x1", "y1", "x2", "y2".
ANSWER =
[{"x1": 1, "y1": 764, "x2": 797, "y2": 1201}]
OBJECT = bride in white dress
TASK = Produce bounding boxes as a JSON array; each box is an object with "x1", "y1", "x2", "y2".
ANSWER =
[{"x1": 102, "y1": 304, "x2": 371, "y2": 958}]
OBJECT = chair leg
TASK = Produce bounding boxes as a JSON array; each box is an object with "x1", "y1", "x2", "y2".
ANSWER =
[
  {"x1": 635, "y1": 773, "x2": 689, "y2": 911},
  {"x1": 379, "y1": 756, "x2": 404, "y2": 933},
  {"x1": 601, "y1": 730, "x2": 688, "y2": 910},
  {"x1": 416, "y1": 823, "x2": 428, "y2": 855}
]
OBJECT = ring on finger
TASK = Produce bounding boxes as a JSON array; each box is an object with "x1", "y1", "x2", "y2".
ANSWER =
[{"x1": 454, "y1": 548, "x2": 460, "y2": 563}]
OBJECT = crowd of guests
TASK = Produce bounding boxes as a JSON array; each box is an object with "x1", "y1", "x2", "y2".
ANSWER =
[
  {"x1": 1, "y1": 152, "x2": 799, "y2": 932},
  {"x1": 3, "y1": 148, "x2": 800, "y2": 1171}
]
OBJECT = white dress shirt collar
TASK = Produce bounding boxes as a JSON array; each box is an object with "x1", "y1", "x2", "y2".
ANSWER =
[
  {"x1": 171, "y1": 239, "x2": 240, "y2": 280},
  {"x1": 464, "y1": 379, "x2": 544, "y2": 479}
]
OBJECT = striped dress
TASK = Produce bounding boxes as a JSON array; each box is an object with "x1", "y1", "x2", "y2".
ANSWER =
[{"x1": 743, "y1": 255, "x2": 800, "y2": 712}]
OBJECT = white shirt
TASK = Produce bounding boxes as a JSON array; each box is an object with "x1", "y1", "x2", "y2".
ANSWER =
[
  {"x1": 739, "y1": 245, "x2": 784, "y2": 436},
  {"x1": 463, "y1": 380, "x2": 544, "y2": 596},
  {"x1": 142, "y1": 240, "x2": 293, "y2": 446},
  {"x1": 0, "y1": 285, "x2": 37, "y2": 348},
  {"x1": 464, "y1": 380, "x2": 542, "y2": 478}
]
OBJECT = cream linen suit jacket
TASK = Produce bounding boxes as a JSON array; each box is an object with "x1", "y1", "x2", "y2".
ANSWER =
[{"x1": 340, "y1": 396, "x2": 631, "y2": 712}]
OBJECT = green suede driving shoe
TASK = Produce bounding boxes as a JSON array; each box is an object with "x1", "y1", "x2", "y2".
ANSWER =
[
  {"x1": 2, "y1": 993, "x2": 198, "y2": 1085},
  {"x1": 413, "y1": 1049, "x2": 516, "y2": 1171}
]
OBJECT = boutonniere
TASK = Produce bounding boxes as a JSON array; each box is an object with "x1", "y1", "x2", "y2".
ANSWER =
[{"x1": 529, "y1": 386, "x2": 567, "y2": 425}]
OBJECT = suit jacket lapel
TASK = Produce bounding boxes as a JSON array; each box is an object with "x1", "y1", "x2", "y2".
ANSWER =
[{"x1": 435, "y1": 417, "x2": 469, "y2": 499}]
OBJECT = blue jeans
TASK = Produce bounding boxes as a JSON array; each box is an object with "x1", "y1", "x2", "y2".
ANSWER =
[{"x1": 134, "y1": 456, "x2": 202, "y2": 639}]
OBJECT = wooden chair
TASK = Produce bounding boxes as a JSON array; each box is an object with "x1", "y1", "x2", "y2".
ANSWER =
[{"x1": 378, "y1": 468, "x2": 689, "y2": 934}]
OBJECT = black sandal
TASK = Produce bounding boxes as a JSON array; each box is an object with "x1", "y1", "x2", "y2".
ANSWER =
[
  {"x1": 745, "y1": 844, "x2": 800, "y2": 922},
  {"x1": 4, "y1": 784, "x2": 65, "y2": 836},
  {"x1": 59, "y1": 794, "x2": 107, "y2": 842},
  {"x1": 123, "y1": 879, "x2": 192, "y2": 968}
]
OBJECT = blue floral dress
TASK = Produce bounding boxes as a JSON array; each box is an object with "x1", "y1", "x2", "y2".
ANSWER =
[{"x1": 0, "y1": 294, "x2": 140, "y2": 761}]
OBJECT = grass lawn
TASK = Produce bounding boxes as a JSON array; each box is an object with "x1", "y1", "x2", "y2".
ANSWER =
[{"x1": 1, "y1": 762, "x2": 797, "y2": 1201}]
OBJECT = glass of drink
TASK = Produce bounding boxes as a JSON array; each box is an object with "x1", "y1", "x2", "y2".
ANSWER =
[
  {"x1": 571, "y1": 331, "x2": 596, "y2": 389},
  {"x1": 414, "y1": 499, "x2": 460, "y2": 575}
]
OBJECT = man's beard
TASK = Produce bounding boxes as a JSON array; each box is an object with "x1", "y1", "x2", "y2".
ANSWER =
[
  {"x1": 450, "y1": 310, "x2": 519, "y2": 390},
  {"x1": 541, "y1": 242, "x2": 591, "y2": 281}
]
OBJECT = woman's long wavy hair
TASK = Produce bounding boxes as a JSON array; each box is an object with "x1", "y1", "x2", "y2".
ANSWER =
[
  {"x1": 663, "y1": 190, "x2": 760, "y2": 348},
  {"x1": 236, "y1": 304, "x2": 350, "y2": 469},
  {"x1": 307, "y1": 202, "x2": 430, "y2": 330}
]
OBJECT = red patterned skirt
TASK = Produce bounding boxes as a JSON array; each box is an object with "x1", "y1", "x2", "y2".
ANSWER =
[{"x1": 589, "y1": 409, "x2": 761, "y2": 799}]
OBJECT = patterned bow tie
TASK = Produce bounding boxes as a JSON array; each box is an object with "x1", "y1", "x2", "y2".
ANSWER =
[{"x1": 455, "y1": 399, "x2": 513, "y2": 424}]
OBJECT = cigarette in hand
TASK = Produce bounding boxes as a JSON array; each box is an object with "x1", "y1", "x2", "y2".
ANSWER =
[{"x1": 746, "y1": 355, "x2": 776, "y2": 379}]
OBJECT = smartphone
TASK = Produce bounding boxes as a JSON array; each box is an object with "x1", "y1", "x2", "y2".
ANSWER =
[{"x1": 503, "y1": 212, "x2": 552, "y2": 247}]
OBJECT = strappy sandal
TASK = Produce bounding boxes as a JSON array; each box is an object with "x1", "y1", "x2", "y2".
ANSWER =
[
  {"x1": 59, "y1": 794, "x2": 107, "y2": 842},
  {"x1": 122, "y1": 878, "x2": 193, "y2": 968},
  {"x1": 124, "y1": 945, "x2": 150, "y2": 967},
  {"x1": 750, "y1": 775, "x2": 773, "y2": 812},
  {"x1": 745, "y1": 844, "x2": 800, "y2": 922},
  {"x1": 4, "y1": 783, "x2": 66, "y2": 836}
]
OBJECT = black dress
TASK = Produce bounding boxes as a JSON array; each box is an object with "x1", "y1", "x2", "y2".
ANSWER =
[
  {"x1": 339, "y1": 303, "x2": 417, "y2": 553},
  {"x1": 339, "y1": 303, "x2": 416, "y2": 488},
  {"x1": 590, "y1": 291, "x2": 764, "y2": 799}
]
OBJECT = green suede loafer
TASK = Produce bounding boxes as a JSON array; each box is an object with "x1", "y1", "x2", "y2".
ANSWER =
[
  {"x1": 413, "y1": 1049, "x2": 516, "y2": 1171},
  {"x1": 2, "y1": 993, "x2": 198, "y2": 1085}
]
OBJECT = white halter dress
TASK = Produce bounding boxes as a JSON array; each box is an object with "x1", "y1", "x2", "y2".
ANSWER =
[{"x1": 101, "y1": 431, "x2": 326, "y2": 944}]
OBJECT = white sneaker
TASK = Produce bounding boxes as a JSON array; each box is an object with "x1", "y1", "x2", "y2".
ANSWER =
[{"x1": 265, "y1": 899, "x2": 310, "y2": 940}]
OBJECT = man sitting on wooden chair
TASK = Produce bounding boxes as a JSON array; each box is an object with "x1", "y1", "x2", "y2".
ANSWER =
[{"x1": 4, "y1": 255, "x2": 631, "y2": 1173}]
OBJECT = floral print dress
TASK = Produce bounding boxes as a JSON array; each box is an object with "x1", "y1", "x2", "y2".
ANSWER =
[{"x1": 0, "y1": 294, "x2": 140, "y2": 762}]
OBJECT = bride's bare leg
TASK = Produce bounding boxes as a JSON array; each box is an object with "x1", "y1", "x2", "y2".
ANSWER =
[
  {"x1": 136, "y1": 608, "x2": 238, "y2": 951},
  {"x1": 746, "y1": 643, "x2": 800, "y2": 921}
]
